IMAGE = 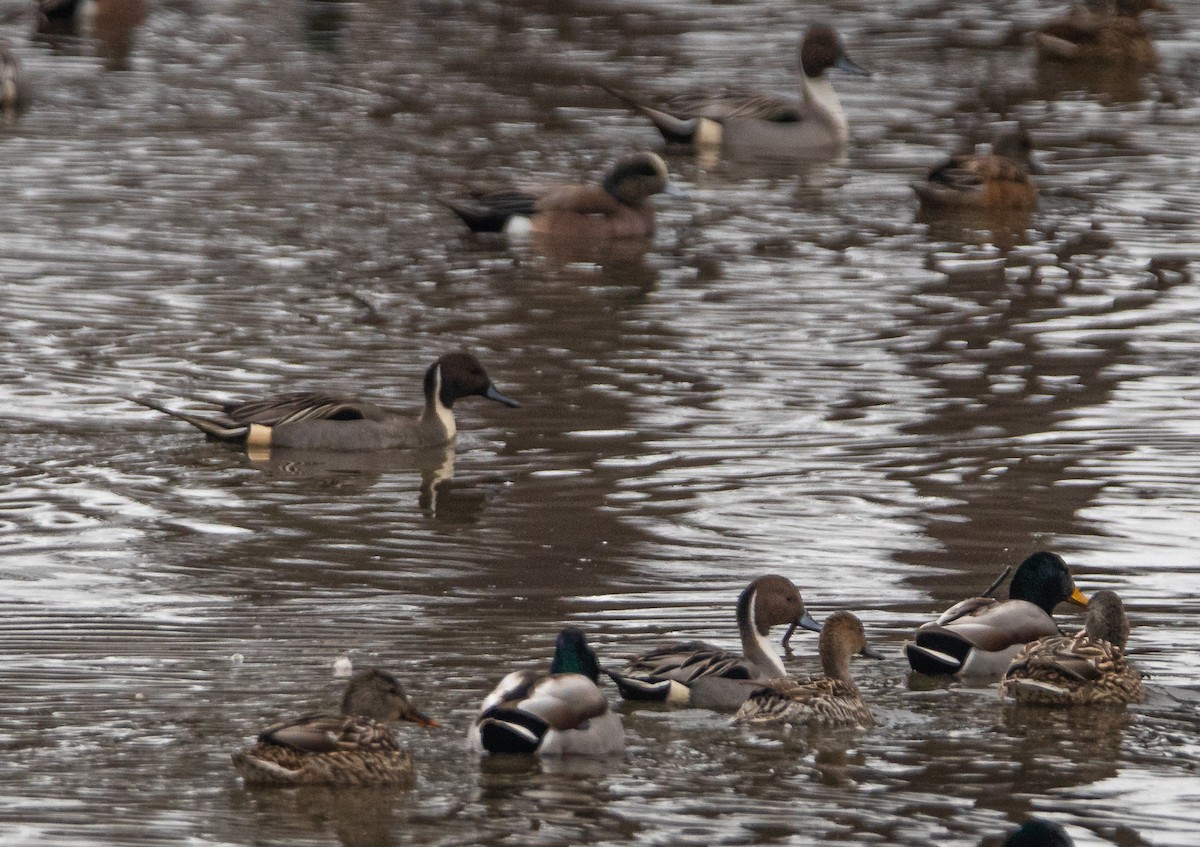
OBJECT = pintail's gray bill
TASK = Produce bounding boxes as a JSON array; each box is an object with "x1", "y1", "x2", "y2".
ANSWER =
[
  {"x1": 861, "y1": 643, "x2": 886, "y2": 660},
  {"x1": 781, "y1": 609, "x2": 823, "y2": 647},
  {"x1": 835, "y1": 56, "x2": 871, "y2": 77},
  {"x1": 485, "y1": 384, "x2": 520, "y2": 407}
]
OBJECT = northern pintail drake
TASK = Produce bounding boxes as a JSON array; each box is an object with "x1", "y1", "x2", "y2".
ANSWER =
[
  {"x1": 1001, "y1": 819, "x2": 1075, "y2": 847},
  {"x1": 1, "y1": 45, "x2": 26, "y2": 113},
  {"x1": 128, "y1": 351, "x2": 519, "y2": 452},
  {"x1": 911, "y1": 128, "x2": 1041, "y2": 211},
  {"x1": 905, "y1": 552, "x2": 1089, "y2": 677},
  {"x1": 605, "y1": 575, "x2": 823, "y2": 710},
  {"x1": 604, "y1": 24, "x2": 870, "y2": 160},
  {"x1": 1001, "y1": 589, "x2": 1142, "y2": 705},
  {"x1": 1035, "y1": 0, "x2": 1170, "y2": 66},
  {"x1": 442, "y1": 151, "x2": 684, "y2": 240},
  {"x1": 734, "y1": 611, "x2": 882, "y2": 728},
  {"x1": 231, "y1": 668, "x2": 438, "y2": 786},
  {"x1": 470, "y1": 627, "x2": 624, "y2": 756}
]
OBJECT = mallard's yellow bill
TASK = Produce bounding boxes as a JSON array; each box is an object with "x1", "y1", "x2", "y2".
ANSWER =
[{"x1": 1069, "y1": 586, "x2": 1089, "y2": 607}]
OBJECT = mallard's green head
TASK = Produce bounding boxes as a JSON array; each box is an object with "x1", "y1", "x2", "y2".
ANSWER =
[
  {"x1": 1009, "y1": 551, "x2": 1089, "y2": 614},
  {"x1": 550, "y1": 626, "x2": 602, "y2": 682}
]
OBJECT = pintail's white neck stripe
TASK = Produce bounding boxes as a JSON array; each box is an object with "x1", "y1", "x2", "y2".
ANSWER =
[
  {"x1": 431, "y1": 364, "x2": 456, "y2": 439},
  {"x1": 746, "y1": 588, "x2": 787, "y2": 678}
]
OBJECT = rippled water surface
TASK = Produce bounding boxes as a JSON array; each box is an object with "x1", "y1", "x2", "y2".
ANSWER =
[{"x1": 2, "y1": 0, "x2": 1199, "y2": 844}]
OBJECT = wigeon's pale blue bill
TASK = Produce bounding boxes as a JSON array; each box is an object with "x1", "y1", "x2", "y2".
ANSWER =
[
  {"x1": 663, "y1": 180, "x2": 689, "y2": 199},
  {"x1": 861, "y1": 643, "x2": 886, "y2": 660}
]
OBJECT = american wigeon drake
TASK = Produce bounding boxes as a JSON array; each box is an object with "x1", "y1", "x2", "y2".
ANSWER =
[
  {"x1": 128, "y1": 351, "x2": 519, "y2": 452},
  {"x1": 1035, "y1": 0, "x2": 1170, "y2": 66},
  {"x1": 469, "y1": 627, "x2": 624, "y2": 756},
  {"x1": 1, "y1": 45, "x2": 26, "y2": 113},
  {"x1": 911, "y1": 128, "x2": 1041, "y2": 211},
  {"x1": 442, "y1": 151, "x2": 684, "y2": 240},
  {"x1": 1001, "y1": 589, "x2": 1142, "y2": 706},
  {"x1": 231, "y1": 668, "x2": 438, "y2": 786},
  {"x1": 905, "y1": 552, "x2": 1089, "y2": 677},
  {"x1": 1001, "y1": 819, "x2": 1075, "y2": 847},
  {"x1": 603, "y1": 24, "x2": 870, "y2": 160},
  {"x1": 605, "y1": 575, "x2": 823, "y2": 710},
  {"x1": 734, "y1": 611, "x2": 882, "y2": 728}
]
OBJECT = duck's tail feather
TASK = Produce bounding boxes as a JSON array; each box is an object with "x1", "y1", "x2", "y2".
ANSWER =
[
  {"x1": 126, "y1": 396, "x2": 249, "y2": 443},
  {"x1": 437, "y1": 197, "x2": 513, "y2": 234},
  {"x1": 603, "y1": 669, "x2": 673, "y2": 702},
  {"x1": 476, "y1": 708, "x2": 549, "y2": 754},
  {"x1": 905, "y1": 632, "x2": 971, "y2": 676},
  {"x1": 599, "y1": 84, "x2": 699, "y2": 144}
]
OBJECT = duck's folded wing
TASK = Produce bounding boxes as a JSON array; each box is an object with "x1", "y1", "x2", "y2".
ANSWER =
[
  {"x1": 517, "y1": 674, "x2": 609, "y2": 730},
  {"x1": 927, "y1": 600, "x2": 1059, "y2": 651},
  {"x1": 621, "y1": 641, "x2": 754, "y2": 682},
  {"x1": 930, "y1": 596, "x2": 998, "y2": 627},
  {"x1": 535, "y1": 185, "x2": 624, "y2": 215},
  {"x1": 663, "y1": 89, "x2": 802, "y2": 122},
  {"x1": 222, "y1": 392, "x2": 390, "y2": 426}
]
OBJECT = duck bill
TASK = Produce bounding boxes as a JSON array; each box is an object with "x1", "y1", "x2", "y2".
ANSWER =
[
  {"x1": 1068, "y1": 586, "x2": 1089, "y2": 608},
  {"x1": 484, "y1": 383, "x2": 520, "y2": 408},
  {"x1": 1026, "y1": 155, "x2": 1046, "y2": 176},
  {"x1": 781, "y1": 609, "x2": 823, "y2": 647},
  {"x1": 403, "y1": 707, "x2": 441, "y2": 728},
  {"x1": 861, "y1": 644, "x2": 886, "y2": 661},
  {"x1": 835, "y1": 55, "x2": 871, "y2": 77}
]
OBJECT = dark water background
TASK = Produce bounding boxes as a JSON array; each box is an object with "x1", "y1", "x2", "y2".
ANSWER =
[{"x1": 1, "y1": 0, "x2": 1198, "y2": 844}]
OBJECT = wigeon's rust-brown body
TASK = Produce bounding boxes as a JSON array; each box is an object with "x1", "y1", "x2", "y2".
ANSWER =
[
  {"x1": 912, "y1": 129, "x2": 1040, "y2": 211},
  {"x1": 442, "y1": 152, "x2": 682, "y2": 240}
]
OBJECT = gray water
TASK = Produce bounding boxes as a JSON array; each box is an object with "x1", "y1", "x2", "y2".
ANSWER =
[{"x1": 1, "y1": 0, "x2": 1199, "y2": 844}]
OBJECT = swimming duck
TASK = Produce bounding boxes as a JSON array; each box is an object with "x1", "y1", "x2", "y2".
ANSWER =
[
  {"x1": 603, "y1": 24, "x2": 870, "y2": 160},
  {"x1": 231, "y1": 668, "x2": 438, "y2": 786},
  {"x1": 442, "y1": 151, "x2": 684, "y2": 239},
  {"x1": 911, "y1": 128, "x2": 1041, "y2": 211},
  {"x1": 1001, "y1": 818, "x2": 1075, "y2": 847},
  {"x1": 905, "y1": 551, "x2": 1089, "y2": 677},
  {"x1": 128, "y1": 351, "x2": 519, "y2": 452},
  {"x1": 605, "y1": 575, "x2": 823, "y2": 710},
  {"x1": 1035, "y1": 0, "x2": 1170, "y2": 66},
  {"x1": 470, "y1": 627, "x2": 624, "y2": 756},
  {"x1": 733, "y1": 611, "x2": 882, "y2": 728},
  {"x1": 1001, "y1": 589, "x2": 1142, "y2": 705},
  {"x1": 1, "y1": 45, "x2": 26, "y2": 113}
]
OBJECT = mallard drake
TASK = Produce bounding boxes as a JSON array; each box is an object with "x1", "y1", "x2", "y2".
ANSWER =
[
  {"x1": 128, "y1": 351, "x2": 518, "y2": 452},
  {"x1": 905, "y1": 551, "x2": 1089, "y2": 676},
  {"x1": 1035, "y1": 0, "x2": 1170, "y2": 66},
  {"x1": 733, "y1": 611, "x2": 882, "y2": 728},
  {"x1": 605, "y1": 575, "x2": 823, "y2": 710},
  {"x1": 603, "y1": 24, "x2": 870, "y2": 160},
  {"x1": 911, "y1": 128, "x2": 1041, "y2": 211},
  {"x1": 470, "y1": 627, "x2": 624, "y2": 756},
  {"x1": 442, "y1": 151, "x2": 684, "y2": 240},
  {"x1": 1000, "y1": 589, "x2": 1142, "y2": 705},
  {"x1": 231, "y1": 668, "x2": 438, "y2": 786},
  {"x1": 1001, "y1": 818, "x2": 1075, "y2": 847}
]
